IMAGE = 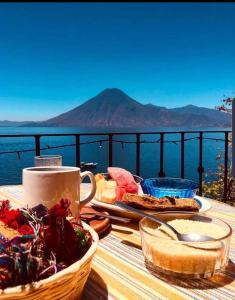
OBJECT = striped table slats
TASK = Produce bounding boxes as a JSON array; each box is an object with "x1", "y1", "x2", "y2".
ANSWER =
[{"x1": 0, "y1": 185, "x2": 235, "y2": 300}]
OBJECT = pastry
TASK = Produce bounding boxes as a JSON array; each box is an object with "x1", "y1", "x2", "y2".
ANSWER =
[{"x1": 122, "y1": 193, "x2": 199, "y2": 211}]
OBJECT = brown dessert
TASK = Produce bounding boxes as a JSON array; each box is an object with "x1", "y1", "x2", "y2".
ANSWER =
[{"x1": 122, "y1": 193, "x2": 199, "y2": 211}]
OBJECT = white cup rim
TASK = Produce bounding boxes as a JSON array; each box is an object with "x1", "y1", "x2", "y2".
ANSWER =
[{"x1": 23, "y1": 166, "x2": 80, "y2": 173}]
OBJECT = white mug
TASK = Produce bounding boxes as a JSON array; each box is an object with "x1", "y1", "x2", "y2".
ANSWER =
[{"x1": 22, "y1": 166, "x2": 96, "y2": 217}]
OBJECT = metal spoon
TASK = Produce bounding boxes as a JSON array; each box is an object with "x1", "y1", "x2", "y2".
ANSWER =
[
  {"x1": 115, "y1": 201, "x2": 215, "y2": 242},
  {"x1": 80, "y1": 212, "x2": 131, "y2": 223}
]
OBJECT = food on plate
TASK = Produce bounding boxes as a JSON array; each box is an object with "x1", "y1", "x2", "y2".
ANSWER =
[
  {"x1": 94, "y1": 169, "x2": 200, "y2": 212},
  {"x1": 106, "y1": 180, "x2": 117, "y2": 187},
  {"x1": 0, "y1": 199, "x2": 92, "y2": 289},
  {"x1": 141, "y1": 219, "x2": 228, "y2": 276},
  {"x1": 95, "y1": 174, "x2": 117, "y2": 204},
  {"x1": 95, "y1": 173, "x2": 106, "y2": 200},
  {"x1": 100, "y1": 181, "x2": 117, "y2": 204},
  {"x1": 95, "y1": 167, "x2": 139, "y2": 204},
  {"x1": 95, "y1": 173, "x2": 105, "y2": 182},
  {"x1": 122, "y1": 193, "x2": 199, "y2": 211},
  {"x1": 108, "y1": 167, "x2": 139, "y2": 199}
]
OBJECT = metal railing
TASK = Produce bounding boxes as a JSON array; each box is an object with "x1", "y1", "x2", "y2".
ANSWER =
[{"x1": 0, "y1": 130, "x2": 231, "y2": 199}]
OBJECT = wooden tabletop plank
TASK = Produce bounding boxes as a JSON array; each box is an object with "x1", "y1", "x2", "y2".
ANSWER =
[{"x1": 0, "y1": 184, "x2": 234, "y2": 300}]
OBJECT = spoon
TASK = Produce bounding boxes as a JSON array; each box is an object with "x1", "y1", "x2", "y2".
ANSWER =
[
  {"x1": 80, "y1": 212, "x2": 131, "y2": 223},
  {"x1": 115, "y1": 201, "x2": 215, "y2": 242}
]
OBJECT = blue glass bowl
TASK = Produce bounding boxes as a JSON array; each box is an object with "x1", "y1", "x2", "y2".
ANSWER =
[{"x1": 140, "y1": 177, "x2": 198, "y2": 198}]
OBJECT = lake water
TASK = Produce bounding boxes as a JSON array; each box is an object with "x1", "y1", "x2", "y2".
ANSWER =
[{"x1": 0, "y1": 126, "x2": 231, "y2": 185}]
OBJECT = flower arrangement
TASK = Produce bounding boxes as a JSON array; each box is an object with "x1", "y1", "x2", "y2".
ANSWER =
[{"x1": 0, "y1": 199, "x2": 92, "y2": 289}]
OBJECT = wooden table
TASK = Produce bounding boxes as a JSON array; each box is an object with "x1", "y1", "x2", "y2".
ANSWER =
[{"x1": 0, "y1": 185, "x2": 234, "y2": 300}]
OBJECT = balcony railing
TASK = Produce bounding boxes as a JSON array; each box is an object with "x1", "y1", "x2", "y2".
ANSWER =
[{"x1": 0, "y1": 130, "x2": 231, "y2": 200}]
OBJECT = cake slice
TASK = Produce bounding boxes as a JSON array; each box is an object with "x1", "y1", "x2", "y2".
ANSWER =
[
  {"x1": 122, "y1": 193, "x2": 199, "y2": 211},
  {"x1": 100, "y1": 180, "x2": 117, "y2": 204}
]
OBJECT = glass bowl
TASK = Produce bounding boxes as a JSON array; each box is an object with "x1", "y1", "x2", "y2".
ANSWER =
[
  {"x1": 139, "y1": 212, "x2": 232, "y2": 279},
  {"x1": 140, "y1": 177, "x2": 198, "y2": 198},
  {"x1": 34, "y1": 155, "x2": 62, "y2": 167}
]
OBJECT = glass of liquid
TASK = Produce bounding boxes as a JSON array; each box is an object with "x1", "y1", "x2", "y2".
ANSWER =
[{"x1": 34, "y1": 155, "x2": 62, "y2": 167}]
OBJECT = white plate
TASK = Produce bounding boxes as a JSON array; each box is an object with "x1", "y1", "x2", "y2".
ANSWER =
[
  {"x1": 194, "y1": 195, "x2": 212, "y2": 212},
  {"x1": 91, "y1": 194, "x2": 211, "y2": 220}
]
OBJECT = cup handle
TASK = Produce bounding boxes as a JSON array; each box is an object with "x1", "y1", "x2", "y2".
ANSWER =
[{"x1": 79, "y1": 171, "x2": 97, "y2": 208}]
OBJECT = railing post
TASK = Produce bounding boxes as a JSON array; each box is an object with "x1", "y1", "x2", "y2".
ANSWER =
[
  {"x1": 158, "y1": 133, "x2": 165, "y2": 177},
  {"x1": 75, "y1": 134, "x2": 80, "y2": 168},
  {"x1": 136, "y1": 133, "x2": 140, "y2": 176},
  {"x1": 35, "y1": 135, "x2": 41, "y2": 156},
  {"x1": 223, "y1": 132, "x2": 229, "y2": 202},
  {"x1": 109, "y1": 134, "x2": 113, "y2": 167},
  {"x1": 181, "y1": 132, "x2": 185, "y2": 178},
  {"x1": 197, "y1": 132, "x2": 204, "y2": 196}
]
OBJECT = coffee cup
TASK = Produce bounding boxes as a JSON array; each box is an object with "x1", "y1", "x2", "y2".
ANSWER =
[{"x1": 22, "y1": 166, "x2": 96, "y2": 217}]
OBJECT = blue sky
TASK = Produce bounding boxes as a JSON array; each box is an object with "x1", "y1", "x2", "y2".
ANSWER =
[{"x1": 0, "y1": 3, "x2": 235, "y2": 121}]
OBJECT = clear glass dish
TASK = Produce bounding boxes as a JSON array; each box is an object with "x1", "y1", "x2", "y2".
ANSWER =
[
  {"x1": 139, "y1": 212, "x2": 232, "y2": 279},
  {"x1": 140, "y1": 177, "x2": 198, "y2": 198}
]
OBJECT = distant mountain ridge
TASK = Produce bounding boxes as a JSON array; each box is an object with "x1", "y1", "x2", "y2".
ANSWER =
[
  {"x1": 0, "y1": 88, "x2": 231, "y2": 128},
  {"x1": 0, "y1": 120, "x2": 31, "y2": 127}
]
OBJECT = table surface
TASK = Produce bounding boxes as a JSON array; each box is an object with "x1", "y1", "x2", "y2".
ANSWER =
[{"x1": 0, "y1": 184, "x2": 234, "y2": 300}]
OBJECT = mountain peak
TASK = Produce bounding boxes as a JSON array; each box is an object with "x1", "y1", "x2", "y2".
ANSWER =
[
  {"x1": 184, "y1": 104, "x2": 197, "y2": 108},
  {"x1": 87, "y1": 88, "x2": 140, "y2": 107},
  {"x1": 98, "y1": 88, "x2": 129, "y2": 98},
  {"x1": 102, "y1": 88, "x2": 124, "y2": 93}
]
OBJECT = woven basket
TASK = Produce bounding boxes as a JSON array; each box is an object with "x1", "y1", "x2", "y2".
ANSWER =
[{"x1": 0, "y1": 222, "x2": 99, "y2": 300}]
